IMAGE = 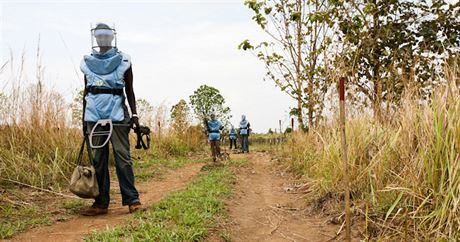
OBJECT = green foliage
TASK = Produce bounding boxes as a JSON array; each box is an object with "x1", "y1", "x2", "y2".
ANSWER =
[
  {"x1": 170, "y1": 99, "x2": 191, "y2": 136},
  {"x1": 238, "y1": 39, "x2": 254, "y2": 51},
  {"x1": 284, "y1": 127, "x2": 292, "y2": 133},
  {"x1": 70, "y1": 89, "x2": 84, "y2": 127},
  {"x1": 189, "y1": 85, "x2": 231, "y2": 130},
  {"x1": 86, "y1": 167, "x2": 236, "y2": 241},
  {"x1": 241, "y1": 0, "x2": 333, "y2": 129},
  {"x1": 328, "y1": 0, "x2": 460, "y2": 118}
]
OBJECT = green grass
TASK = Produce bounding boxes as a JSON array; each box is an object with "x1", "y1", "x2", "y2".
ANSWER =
[
  {"x1": 135, "y1": 157, "x2": 205, "y2": 181},
  {"x1": 136, "y1": 157, "x2": 205, "y2": 170},
  {"x1": 226, "y1": 158, "x2": 248, "y2": 167},
  {"x1": 85, "y1": 163, "x2": 237, "y2": 241},
  {"x1": 0, "y1": 205, "x2": 52, "y2": 239},
  {"x1": 0, "y1": 157, "x2": 205, "y2": 239},
  {"x1": 62, "y1": 200, "x2": 86, "y2": 210}
]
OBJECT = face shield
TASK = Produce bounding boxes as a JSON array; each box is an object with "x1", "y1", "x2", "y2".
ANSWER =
[{"x1": 91, "y1": 23, "x2": 117, "y2": 52}]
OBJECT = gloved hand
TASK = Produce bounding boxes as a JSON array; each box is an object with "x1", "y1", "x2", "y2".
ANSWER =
[{"x1": 131, "y1": 116, "x2": 140, "y2": 130}]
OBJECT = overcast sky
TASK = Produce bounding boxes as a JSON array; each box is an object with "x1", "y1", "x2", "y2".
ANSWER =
[{"x1": 0, "y1": 0, "x2": 295, "y2": 133}]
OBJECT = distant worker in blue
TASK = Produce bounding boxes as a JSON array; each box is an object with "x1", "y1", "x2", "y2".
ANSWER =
[
  {"x1": 239, "y1": 115, "x2": 251, "y2": 153},
  {"x1": 80, "y1": 22, "x2": 142, "y2": 216},
  {"x1": 206, "y1": 114, "x2": 224, "y2": 162},
  {"x1": 229, "y1": 125, "x2": 238, "y2": 150}
]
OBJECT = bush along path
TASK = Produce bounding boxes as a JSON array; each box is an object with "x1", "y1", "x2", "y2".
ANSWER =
[{"x1": 2, "y1": 161, "x2": 205, "y2": 242}]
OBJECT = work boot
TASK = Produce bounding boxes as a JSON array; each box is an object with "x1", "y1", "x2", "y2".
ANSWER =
[
  {"x1": 129, "y1": 202, "x2": 143, "y2": 213},
  {"x1": 80, "y1": 205, "x2": 108, "y2": 216}
]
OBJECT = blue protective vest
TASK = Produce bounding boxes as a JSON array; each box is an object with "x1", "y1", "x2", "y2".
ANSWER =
[
  {"x1": 80, "y1": 48, "x2": 131, "y2": 122},
  {"x1": 229, "y1": 128, "x2": 237, "y2": 139},
  {"x1": 239, "y1": 119, "x2": 249, "y2": 135},
  {"x1": 207, "y1": 120, "x2": 222, "y2": 141}
]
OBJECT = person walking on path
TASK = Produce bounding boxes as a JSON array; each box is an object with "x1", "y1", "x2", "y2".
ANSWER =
[
  {"x1": 206, "y1": 114, "x2": 224, "y2": 162},
  {"x1": 80, "y1": 22, "x2": 142, "y2": 216},
  {"x1": 229, "y1": 125, "x2": 238, "y2": 150},
  {"x1": 239, "y1": 115, "x2": 251, "y2": 153}
]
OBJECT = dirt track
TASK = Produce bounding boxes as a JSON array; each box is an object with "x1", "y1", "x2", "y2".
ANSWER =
[
  {"x1": 4, "y1": 163, "x2": 204, "y2": 242},
  {"x1": 223, "y1": 152, "x2": 344, "y2": 242},
  {"x1": 5, "y1": 152, "x2": 356, "y2": 242}
]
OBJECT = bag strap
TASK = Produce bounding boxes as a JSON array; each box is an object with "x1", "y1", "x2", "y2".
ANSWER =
[{"x1": 76, "y1": 135, "x2": 94, "y2": 166}]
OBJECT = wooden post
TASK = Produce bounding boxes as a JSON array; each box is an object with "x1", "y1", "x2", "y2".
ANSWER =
[
  {"x1": 291, "y1": 118, "x2": 294, "y2": 132},
  {"x1": 157, "y1": 121, "x2": 161, "y2": 145},
  {"x1": 279, "y1": 120, "x2": 282, "y2": 144},
  {"x1": 340, "y1": 77, "x2": 351, "y2": 241}
]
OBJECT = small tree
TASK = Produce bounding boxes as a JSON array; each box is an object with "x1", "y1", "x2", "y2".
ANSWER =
[
  {"x1": 189, "y1": 85, "x2": 231, "y2": 132},
  {"x1": 170, "y1": 99, "x2": 191, "y2": 137},
  {"x1": 137, "y1": 99, "x2": 155, "y2": 127},
  {"x1": 240, "y1": 0, "x2": 333, "y2": 130},
  {"x1": 70, "y1": 90, "x2": 84, "y2": 127},
  {"x1": 327, "y1": 0, "x2": 460, "y2": 120}
]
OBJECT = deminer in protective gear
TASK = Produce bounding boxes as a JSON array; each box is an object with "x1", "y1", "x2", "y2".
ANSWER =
[
  {"x1": 80, "y1": 22, "x2": 142, "y2": 216},
  {"x1": 206, "y1": 114, "x2": 224, "y2": 162},
  {"x1": 239, "y1": 115, "x2": 251, "y2": 153},
  {"x1": 229, "y1": 125, "x2": 237, "y2": 150}
]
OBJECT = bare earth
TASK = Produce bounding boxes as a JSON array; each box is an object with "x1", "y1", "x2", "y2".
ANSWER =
[
  {"x1": 3, "y1": 163, "x2": 204, "y2": 242},
  {"x1": 5, "y1": 152, "x2": 357, "y2": 242},
  {"x1": 221, "y1": 152, "x2": 344, "y2": 242}
]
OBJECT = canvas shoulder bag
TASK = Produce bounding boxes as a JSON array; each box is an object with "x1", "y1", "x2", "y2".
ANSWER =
[{"x1": 69, "y1": 136, "x2": 99, "y2": 199}]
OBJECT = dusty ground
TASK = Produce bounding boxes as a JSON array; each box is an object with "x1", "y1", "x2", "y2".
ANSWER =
[
  {"x1": 209, "y1": 152, "x2": 359, "y2": 242},
  {"x1": 3, "y1": 163, "x2": 204, "y2": 242},
  {"x1": 4, "y1": 152, "x2": 360, "y2": 242}
]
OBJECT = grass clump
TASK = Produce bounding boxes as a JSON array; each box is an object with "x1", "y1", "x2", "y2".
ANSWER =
[
  {"x1": 86, "y1": 166, "x2": 236, "y2": 241},
  {"x1": 0, "y1": 204, "x2": 52, "y2": 239},
  {"x1": 62, "y1": 200, "x2": 86, "y2": 210},
  {"x1": 226, "y1": 158, "x2": 248, "y2": 167},
  {"x1": 279, "y1": 65, "x2": 460, "y2": 239},
  {"x1": 135, "y1": 157, "x2": 205, "y2": 181}
]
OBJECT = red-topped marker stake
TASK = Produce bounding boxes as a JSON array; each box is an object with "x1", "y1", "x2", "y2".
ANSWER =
[{"x1": 339, "y1": 77, "x2": 351, "y2": 241}]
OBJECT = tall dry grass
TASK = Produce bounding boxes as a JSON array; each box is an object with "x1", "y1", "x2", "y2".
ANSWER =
[
  {"x1": 280, "y1": 61, "x2": 460, "y2": 239},
  {"x1": 0, "y1": 53, "x2": 81, "y2": 189},
  {"x1": 0, "y1": 52, "x2": 205, "y2": 190}
]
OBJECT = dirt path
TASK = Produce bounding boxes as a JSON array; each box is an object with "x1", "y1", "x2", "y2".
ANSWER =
[
  {"x1": 4, "y1": 163, "x2": 204, "y2": 242},
  {"x1": 225, "y1": 152, "x2": 343, "y2": 242}
]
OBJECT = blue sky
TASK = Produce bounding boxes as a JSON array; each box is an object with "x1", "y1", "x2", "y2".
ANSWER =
[{"x1": 0, "y1": 0, "x2": 295, "y2": 133}]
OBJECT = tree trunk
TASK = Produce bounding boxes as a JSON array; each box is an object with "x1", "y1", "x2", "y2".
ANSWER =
[
  {"x1": 296, "y1": 0, "x2": 306, "y2": 131},
  {"x1": 372, "y1": 0, "x2": 382, "y2": 122},
  {"x1": 296, "y1": 96, "x2": 305, "y2": 131}
]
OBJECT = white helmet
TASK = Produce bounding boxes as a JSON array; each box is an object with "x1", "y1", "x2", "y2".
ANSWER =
[{"x1": 91, "y1": 22, "x2": 117, "y2": 51}]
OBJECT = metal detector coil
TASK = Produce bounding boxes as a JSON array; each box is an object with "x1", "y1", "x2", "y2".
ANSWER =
[{"x1": 89, "y1": 119, "x2": 113, "y2": 149}]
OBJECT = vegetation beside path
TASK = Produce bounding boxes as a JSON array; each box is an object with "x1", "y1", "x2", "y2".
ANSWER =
[
  {"x1": 0, "y1": 157, "x2": 205, "y2": 239},
  {"x1": 86, "y1": 159, "x2": 246, "y2": 242}
]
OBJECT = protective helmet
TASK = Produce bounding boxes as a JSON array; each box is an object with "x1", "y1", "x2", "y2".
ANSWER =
[{"x1": 90, "y1": 22, "x2": 117, "y2": 51}]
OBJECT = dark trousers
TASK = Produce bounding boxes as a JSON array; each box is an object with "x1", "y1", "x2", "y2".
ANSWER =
[
  {"x1": 87, "y1": 121, "x2": 140, "y2": 208},
  {"x1": 240, "y1": 135, "x2": 249, "y2": 153},
  {"x1": 210, "y1": 140, "x2": 221, "y2": 161},
  {"x1": 229, "y1": 138, "x2": 237, "y2": 149}
]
